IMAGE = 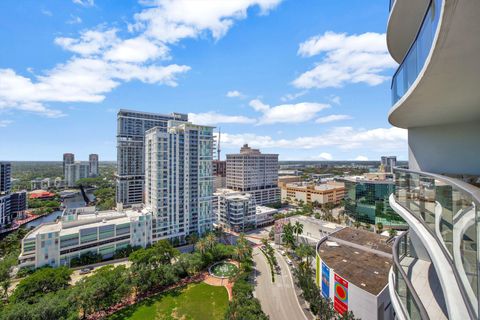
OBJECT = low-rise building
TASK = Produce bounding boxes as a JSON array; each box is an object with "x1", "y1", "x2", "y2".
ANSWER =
[
  {"x1": 315, "y1": 227, "x2": 394, "y2": 320},
  {"x1": 278, "y1": 175, "x2": 303, "y2": 187},
  {"x1": 255, "y1": 206, "x2": 277, "y2": 227},
  {"x1": 214, "y1": 189, "x2": 256, "y2": 232},
  {"x1": 19, "y1": 206, "x2": 152, "y2": 269},
  {"x1": 281, "y1": 181, "x2": 345, "y2": 205},
  {"x1": 30, "y1": 178, "x2": 43, "y2": 191}
]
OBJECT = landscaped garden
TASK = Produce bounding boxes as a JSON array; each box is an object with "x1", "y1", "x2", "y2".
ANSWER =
[
  {"x1": 210, "y1": 261, "x2": 238, "y2": 278},
  {"x1": 107, "y1": 282, "x2": 228, "y2": 320}
]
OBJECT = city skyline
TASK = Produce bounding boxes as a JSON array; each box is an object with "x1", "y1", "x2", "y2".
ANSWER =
[{"x1": 0, "y1": 0, "x2": 406, "y2": 161}]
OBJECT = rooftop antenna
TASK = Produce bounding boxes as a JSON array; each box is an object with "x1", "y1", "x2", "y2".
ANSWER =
[{"x1": 217, "y1": 127, "x2": 221, "y2": 160}]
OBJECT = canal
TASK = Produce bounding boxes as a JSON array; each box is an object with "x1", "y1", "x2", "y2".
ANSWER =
[{"x1": 24, "y1": 192, "x2": 95, "y2": 229}]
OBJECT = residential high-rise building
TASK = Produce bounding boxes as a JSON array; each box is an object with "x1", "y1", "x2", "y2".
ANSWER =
[
  {"x1": 89, "y1": 154, "x2": 99, "y2": 177},
  {"x1": 116, "y1": 109, "x2": 188, "y2": 207},
  {"x1": 387, "y1": 1, "x2": 480, "y2": 319},
  {"x1": 226, "y1": 144, "x2": 280, "y2": 205},
  {"x1": 65, "y1": 162, "x2": 90, "y2": 187},
  {"x1": 0, "y1": 162, "x2": 11, "y2": 195},
  {"x1": 144, "y1": 121, "x2": 214, "y2": 242},
  {"x1": 63, "y1": 153, "x2": 74, "y2": 178},
  {"x1": 0, "y1": 162, "x2": 26, "y2": 228},
  {"x1": 380, "y1": 156, "x2": 397, "y2": 173}
]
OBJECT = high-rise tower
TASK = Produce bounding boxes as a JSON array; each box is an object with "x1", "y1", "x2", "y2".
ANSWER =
[{"x1": 116, "y1": 109, "x2": 188, "y2": 207}]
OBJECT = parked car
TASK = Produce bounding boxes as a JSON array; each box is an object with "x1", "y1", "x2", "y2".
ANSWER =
[
  {"x1": 79, "y1": 268, "x2": 92, "y2": 275},
  {"x1": 280, "y1": 250, "x2": 286, "y2": 256},
  {"x1": 286, "y1": 258, "x2": 293, "y2": 265}
]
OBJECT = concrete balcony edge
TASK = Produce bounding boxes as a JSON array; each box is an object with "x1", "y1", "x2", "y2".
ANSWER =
[
  {"x1": 388, "y1": 268, "x2": 409, "y2": 320},
  {"x1": 389, "y1": 194, "x2": 471, "y2": 319}
]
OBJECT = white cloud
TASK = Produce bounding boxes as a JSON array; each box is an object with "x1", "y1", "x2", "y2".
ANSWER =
[
  {"x1": 280, "y1": 90, "x2": 307, "y2": 102},
  {"x1": 132, "y1": 0, "x2": 283, "y2": 44},
  {"x1": 220, "y1": 127, "x2": 407, "y2": 151},
  {"x1": 329, "y1": 95, "x2": 341, "y2": 105},
  {"x1": 293, "y1": 31, "x2": 397, "y2": 89},
  {"x1": 249, "y1": 99, "x2": 330, "y2": 124},
  {"x1": 0, "y1": 120, "x2": 13, "y2": 127},
  {"x1": 73, "y1": 0, "x2": 94, "y2": 7},
  {"x1": 67, "y1": 15, "x2": 82, "y2": 24},
  {"x1": 355, "y1": 155, "x2": 368, "y2": 161},
  {"x1": 104, "y1": 37, "x2": 169, "y2": 63},
  {"x1": 2, "y1": 0, "x2": 284, "y2": 118},
  {"x1": 41, "y1": 9, "x2": 53, "y2": 16},
  {"x1": 315, "y1": 114, "x2": 352, "y2": 124},
  {"x1": 315, "y1": 152, "x2": 333, "y2": 160},
  {"x1": 226, "y1": 90, "x2": 244, "y2": 98},
  {"x1": 188, "y1": 112, "x2": 256, "y2": 126},
  {"x1": 55, "y1": 29, "x2": 119, "y2": 56}
]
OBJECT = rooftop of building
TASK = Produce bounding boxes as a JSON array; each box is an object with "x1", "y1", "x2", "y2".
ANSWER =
[
  {"x1": 24, "y1": 206, "x2": 150, "y2": 239},
  {"x1": 227, "y1": 144, "x2": 279, "y2": 157},
  {"x1": 282, "y1": 181, "x2": 345, "y2": 191},
  {"x1": 318, "y1": 227, "x2": 393, "y2": 295},
  {"x1": 256, "y1": 206, "x2": 278, "y2": 214},
  {"x1": 342, "y1": 173, "x2": 394, "y2": 184},
  {"x1": 28, "y1": 190, "x2": 56, "y2": 199}
]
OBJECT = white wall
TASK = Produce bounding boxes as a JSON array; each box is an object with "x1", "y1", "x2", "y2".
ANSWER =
[{"x1": 408, "y1": 121, "x2": 480, "y2": 175}]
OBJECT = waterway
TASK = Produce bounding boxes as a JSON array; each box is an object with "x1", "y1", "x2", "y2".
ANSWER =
[{"x1": 24, "y1": 192, "x2": 95, "y2": 229}]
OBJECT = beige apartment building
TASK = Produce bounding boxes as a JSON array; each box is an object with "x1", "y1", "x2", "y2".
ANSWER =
[{"x1": 281, "y1": 181, "x2": 345, "y2": 205}]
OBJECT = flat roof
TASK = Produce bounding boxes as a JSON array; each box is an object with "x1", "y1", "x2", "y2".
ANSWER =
[{"x1": 318, "y1": 227, "x2": 393, "y2": 295}]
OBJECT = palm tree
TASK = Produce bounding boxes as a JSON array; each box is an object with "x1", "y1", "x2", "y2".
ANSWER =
[
  {"x1": 281, "y1": 223, "x2": 295, "y2": 250},
  {"x1": 293, "y1": 221, "x2": 304, "y2": 243},
  {"x1": 195, "y1": 238, "x2": 208, "y2": 255},
  {"x1": 295, "y1": 243, "x2": 315, "y2": 267},
  {"x1": 186, "y1": 232, "x2": 199, "y2": 245},
  {"x1": 205, "y1": 233, "x2": 217, "y2": 251}
]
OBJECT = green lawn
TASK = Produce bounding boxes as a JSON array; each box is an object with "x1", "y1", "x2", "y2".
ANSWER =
[{"x1": 108, "y1": 282, "x2": 229, "y2": 320}]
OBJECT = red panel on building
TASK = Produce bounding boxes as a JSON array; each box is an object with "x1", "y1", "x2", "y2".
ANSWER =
[{"x1": 334, "y1": 273, "x2": 348, "y2": 315}]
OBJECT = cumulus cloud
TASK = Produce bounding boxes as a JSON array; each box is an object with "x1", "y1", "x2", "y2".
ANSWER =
[
  {"x1": 315, "y1": 114, "x2": 352, "y2": 124},
  {"x1": 355, "y1": 155, "x2": 368, "y2": 161},
  {"x1": 188, "y1": 112, "x2": 256, "y2": 126},
  {"x1": 220, "y1": 127, "x2": 407, "y2": 151},
  {"x1": 73, "y1": 0, "x2": 94, "y2": 7},
  {"x1": 249, "y1": 99, "x2": 330, "y2": 124},
  {"x1": 67, "y1": 15, "x2": 82, "y2": 25},
  {"x1": 226, "y1": 90, "x2": 244, "y2": 98},
  {"x1": 293, "y1": 31, "x2": 397, "y2": 89},
  {"x1": 2, "y1": 1, "x2": 283, "y2": 117},
  {"x1": 280, "y1": 90, "x2": 307, "y2": 102},
  {"x1": 0, "y1": 120, "x2": 13, "y2": 127},
  {"x1": 314, "y1": 152, "x2": 333, "y2": 160},
  {"x1": 131, "y1": 0, "x2": 283, "y2": 44}
]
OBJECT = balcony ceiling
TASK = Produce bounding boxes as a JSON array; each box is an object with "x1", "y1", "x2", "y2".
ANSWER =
[
  {"x1": 387, "y1": 0, "x2": 430, "y2": 63},
  {"x1": 389, "y1": 0, "x2": 480, "y2": 129}
]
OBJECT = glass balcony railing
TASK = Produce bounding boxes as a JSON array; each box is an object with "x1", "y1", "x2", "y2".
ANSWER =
[
  {"x1": 392, "y1": 231, "x2": 429, "y2": 320},
  {"x1": 394, "y1": 168, "x2": 480, "y2": 317},
  {"x1": 391, "y1": 0, "x2": 442, "y2": 105},
  {"x1": 389, "y1": 0, "x2": 396, "y2": 12}
]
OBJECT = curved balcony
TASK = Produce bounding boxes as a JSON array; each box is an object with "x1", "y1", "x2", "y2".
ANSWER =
[
  {"x1": 392, "y1": 167, "x2": 479, "y2": 319},
  {"x1": 389, "y1": 231, "x2": 430, "y2": 320},
  {"x1": 391, "y1": 0, "x2": 442, "y2": 106}
]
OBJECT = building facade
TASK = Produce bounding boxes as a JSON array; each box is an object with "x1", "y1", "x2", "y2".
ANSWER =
[
  {"x1": 65, "y1": 162, "x2": 90, "y2": 187},
  {"x1": 116, "y1": 109, "x2": 188, "y2": 207},
  {"x1": 386, "y1": 0, "x2": 480, "y2": 318},
  {"x1": 214, "y1": 189, "x2": 256, "y2": 232},
  {"x1": 315, "y1": 228, "x2": 393, "y2": 320},
  {"x1": 343, "y1": 176, "x2": 404, "y2": 227},
  {"x1": 63, "y1": 153, "x2": 74, "y2": 178},
  {"x1": 0, "y1": 162, "x2": 11, "y2": 195},
  {"x1": 144, "y1": 121, "x2": 214, "y2": 242},
  {"x1": 89, "y1": 154, "x2": 99, "y2": 177},
  {"x1": 18, "y1": 206, "x2": 152, "y2": 268},
  {"x1": 280, "y1": 181, "x2": 345, "y2": 205},
  {"x1": 226, "y1": 144, "x2": 280, "y2": 206},
  {"x1": 380, "y1": 156, "x2": 397, "y2": 173},
  {"x1": 213, "y1": 160, "x2": 227, "y2": 191}
]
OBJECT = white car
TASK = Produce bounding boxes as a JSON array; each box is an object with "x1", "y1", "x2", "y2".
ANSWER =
[
  {"x1": 280, "y1": 250, "x2": 286, "y2": 256},
  {"x1": 286, "y1": 258, "x2": 293, "y2": 265}
]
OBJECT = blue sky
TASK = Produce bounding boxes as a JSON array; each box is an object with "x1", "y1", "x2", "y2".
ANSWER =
[{"x1": 0, "y1": 0, "x2": 407, "y2": 161}]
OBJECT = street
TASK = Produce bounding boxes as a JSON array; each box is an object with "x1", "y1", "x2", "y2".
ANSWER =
[{"x1": 253, "y1": 247, "x2": 307, "y2": 320}]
